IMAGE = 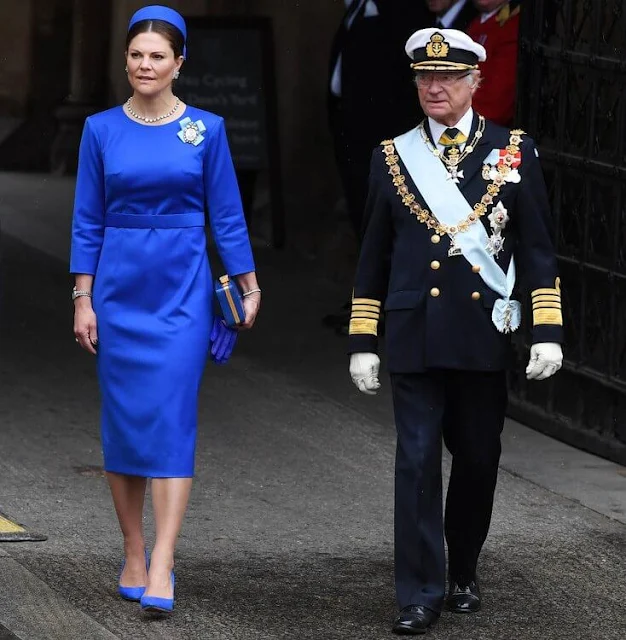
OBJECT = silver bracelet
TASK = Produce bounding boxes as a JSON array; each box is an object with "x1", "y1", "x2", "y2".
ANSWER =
[
  {"x1": 72, "y1": 287, "x2": 93, "y2": 301},
  {"x1": 242, "y1": 288, "x2": 261, "y2": 297}
]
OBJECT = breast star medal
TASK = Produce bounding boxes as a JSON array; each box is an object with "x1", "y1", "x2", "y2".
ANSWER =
[{"x1": 486, "y1": 201, "x2": 509, "y2": 257}]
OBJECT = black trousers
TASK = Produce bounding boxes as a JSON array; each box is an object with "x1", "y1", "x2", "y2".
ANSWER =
[{"x1": 390, "y1": 370, "x2": 508, "y2": 612}]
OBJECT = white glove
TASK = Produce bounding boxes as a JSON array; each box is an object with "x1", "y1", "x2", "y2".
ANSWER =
[
  {"x1": 526, "y1": 342, "x2": 563, "y2": 381},
  {"x1": 350, "y1": 353, "x2": 381, "y2": 395}
]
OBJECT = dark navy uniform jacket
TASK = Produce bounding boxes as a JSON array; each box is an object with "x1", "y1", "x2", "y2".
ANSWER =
[{"x1": 348, "y1": 112, "x2": 563, "y2": 373}]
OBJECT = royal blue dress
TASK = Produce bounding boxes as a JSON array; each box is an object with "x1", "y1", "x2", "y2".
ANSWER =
[{"x1": 70, "y1": 105, "x2": 255, "y2": 478}]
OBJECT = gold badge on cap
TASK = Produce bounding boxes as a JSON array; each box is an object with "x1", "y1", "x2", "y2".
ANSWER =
[{"x1": 426, "y1": 32, "x2": 449, "y2": 59}]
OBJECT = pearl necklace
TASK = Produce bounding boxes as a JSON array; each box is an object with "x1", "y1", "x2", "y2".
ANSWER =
[{"x1": 126, "y1": 97, "x2": 180, "y2": 123}]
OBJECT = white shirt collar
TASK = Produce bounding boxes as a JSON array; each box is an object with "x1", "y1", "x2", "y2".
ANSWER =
[
  {"x1": 481, "y1": 6, "x2": 503, "y2": 23},
  {"x1": 428, "y1": 107, "x2": 474, "y2": 147},
  {"x1": 438, "y1": 0, "x2": 468, "y2": 28}
]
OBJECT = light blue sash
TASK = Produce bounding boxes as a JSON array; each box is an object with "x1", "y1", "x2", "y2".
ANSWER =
[{"x1": 394, "y1": 128, "x2": 521, "y2": 333}]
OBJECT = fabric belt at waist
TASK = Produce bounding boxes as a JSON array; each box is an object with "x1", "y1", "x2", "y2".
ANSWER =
[{"x1": 104, "y1": 213, "x2": 205, "y2": 228}]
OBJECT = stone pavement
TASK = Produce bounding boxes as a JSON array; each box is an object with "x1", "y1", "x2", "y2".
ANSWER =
[{"x1": 0, "y1": 172, "x2": 625, "y2": 640}]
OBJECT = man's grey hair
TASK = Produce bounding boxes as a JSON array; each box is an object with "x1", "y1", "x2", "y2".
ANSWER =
[
  {"x1": 467, "y1": 69, "x2": 482, "y2": 88},
  {"x1": 412, "y1": 69, "x2": 482, "y2": 88}
]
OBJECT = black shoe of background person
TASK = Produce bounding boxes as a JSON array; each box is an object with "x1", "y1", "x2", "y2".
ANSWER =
[
  {"x1": 322, "y1": 301, "x2": 351, "y2": 329},
  {"x1": 392, "y1": 605, "x2": 440, "y2": 635},
  {"x1": 445, "y1": 577, "x2": 481, "y2": 613}
]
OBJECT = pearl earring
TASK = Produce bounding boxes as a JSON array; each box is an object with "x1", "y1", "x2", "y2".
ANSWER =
[
  {"x1": 125, "y1": 65, "x2": 128, "y2": 73},
  {"x1": 173, "y1": 70, "x2": 180, "y2": 80}
]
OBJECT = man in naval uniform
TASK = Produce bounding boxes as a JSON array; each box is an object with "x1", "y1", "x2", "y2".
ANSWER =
[{"x1": 348, "y1": 28, "x2": 563, "y2": 635}]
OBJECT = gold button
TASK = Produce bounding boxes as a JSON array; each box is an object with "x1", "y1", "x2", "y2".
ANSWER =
[
  {"x1": 431, "y1": 235, "x2": 441, "y2": 244},
  {"x1": 430, "y1": 260, "x2": 440, "y2": 270},
  {"x1": 430, "y1": 287, "x2": 440, "y2": 298},
  {"x1": 472, "y1": 265, "x2": 481, "y2": 273},
  {"x1": 471, "y1": 291, "x2": 481, "y2": 301}
]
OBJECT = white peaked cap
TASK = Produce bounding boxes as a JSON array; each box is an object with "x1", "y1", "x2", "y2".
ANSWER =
[{"x1": 405, "y1": 28, "x2": 487, "y2": 71}]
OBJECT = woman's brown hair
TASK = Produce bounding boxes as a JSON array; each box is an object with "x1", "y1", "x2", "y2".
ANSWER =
[{"x1": 126, "y1": 19, "x2": 185, "y2": 58}]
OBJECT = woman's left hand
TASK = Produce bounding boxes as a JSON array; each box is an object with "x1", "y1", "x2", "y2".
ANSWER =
[{"x1": 239, "y1": 294, "x2": 260, "y2": 330}]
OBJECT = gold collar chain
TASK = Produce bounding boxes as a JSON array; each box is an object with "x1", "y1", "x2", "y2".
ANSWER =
[
  {"x1": 380, "y1": 127, "x2": 523, "y2": 238},
  {"x1": 419, "y1": 116, "x2": 486, "y2": 167}
]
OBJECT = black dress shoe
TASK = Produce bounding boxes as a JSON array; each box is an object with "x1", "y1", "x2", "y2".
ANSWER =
[
  {"x1": 392, "y1": 605, "x2": 439, "y2": 635},
  {"x1": 446, "y1": 578, "x2": 481, "y2": 613}
]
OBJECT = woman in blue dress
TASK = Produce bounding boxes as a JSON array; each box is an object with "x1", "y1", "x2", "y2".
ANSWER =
[{"x1": 70, "y1": 5, "x2": 260, "y2": 614}]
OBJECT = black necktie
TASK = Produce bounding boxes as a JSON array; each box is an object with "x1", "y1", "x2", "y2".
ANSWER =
[{"x1": 434, "y1": 17, "x2": 445, "y2": 29}]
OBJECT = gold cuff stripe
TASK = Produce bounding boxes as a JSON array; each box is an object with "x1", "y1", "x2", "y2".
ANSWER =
[
  {"x1": 352, "y1": 298, "x2": 381, "y2": 308},
  {"x1": 352, "y1": 305, "x2": 380, "y2": 315},
  {"x1": 533, "y1": 308, "x2": 563, "y2": 326},
  {"x1": 352, "y1": 312, "x2": 380, "y2": 320},
  {"x1": 532, "y1": 288, "x2": 560, "y2": 297},
  {"x1": 352, "y1": 303, "x2": 381, "y2": 312},
  {"x1": 349, "y1": 318, "x2": 379, "y2": 336},
  {"x1": 532, "y1": 294, "x2": 561, "y2": 303},
  {"x1": 533, "y1": 303, "x2": 562, "y2": 310}
]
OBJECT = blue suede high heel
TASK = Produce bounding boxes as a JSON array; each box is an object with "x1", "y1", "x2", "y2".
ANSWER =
[
  {"x1": 140, "y1": 571, "x2": 175, "y2": 614},
  {"x1": 118, "y1": 552, "x2": 149, "y2": 602}
]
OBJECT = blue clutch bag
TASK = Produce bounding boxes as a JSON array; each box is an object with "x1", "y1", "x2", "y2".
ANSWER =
[{"x1": 214, "y1": 275, "x2": 245, "y2": 327}]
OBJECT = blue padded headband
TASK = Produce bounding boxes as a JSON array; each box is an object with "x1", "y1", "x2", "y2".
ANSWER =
[{"x1": 128, "y1": 5, "x2": 187, "y2": 58}]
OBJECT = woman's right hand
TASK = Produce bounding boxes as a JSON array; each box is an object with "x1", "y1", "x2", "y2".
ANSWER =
[{"x1": 74, "y1": 298, "x2": 99, "y2": 355}]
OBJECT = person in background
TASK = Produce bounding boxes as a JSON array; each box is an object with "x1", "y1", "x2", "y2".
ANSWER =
[
  {"x1": 324, "y1": 0, "x2": 432, "y2": 334},
  {"x1": 70, "y1": 5, "x2": 259, "y2": 616},
  {"x1": 467, "y1": 0, "x2": 521, "y2": 126},
  {"x1": 427, "y1": 0, "x2": 478, "y2": 30},
  {"x1": 348, "y1": 27, "x2": 562, "y2": 635}
]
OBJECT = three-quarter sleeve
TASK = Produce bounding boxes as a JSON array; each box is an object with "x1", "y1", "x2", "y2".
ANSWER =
[
  {"x1": 203, "y1": 118, "x2": 255, "y2": 276},
  {"x1": 70, "y1": 118, "x2": 105, "y2": 275}
]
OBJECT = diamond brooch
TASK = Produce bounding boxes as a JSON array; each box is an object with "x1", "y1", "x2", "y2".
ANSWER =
[{"x1": 177, "y1": 117, "x2": 206, "y2": 146}]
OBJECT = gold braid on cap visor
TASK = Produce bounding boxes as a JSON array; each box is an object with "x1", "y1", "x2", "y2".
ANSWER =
[{"x1": 410, "y1": 60, "x2": 479, "y2": 71}]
